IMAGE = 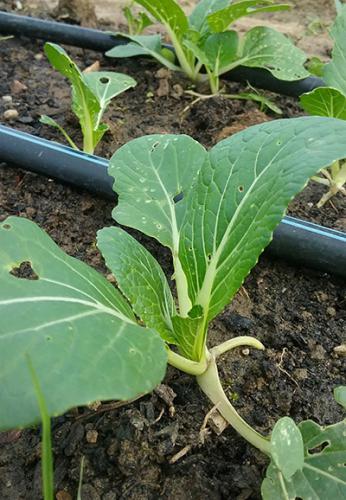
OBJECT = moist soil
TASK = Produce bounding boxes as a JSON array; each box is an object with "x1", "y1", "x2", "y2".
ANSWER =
[{"x1": 0, "y1": 18, "x2": 346, "y2": 500}]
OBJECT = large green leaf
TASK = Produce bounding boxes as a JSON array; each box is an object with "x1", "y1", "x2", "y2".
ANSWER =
[
  {"x1": 262, "y1": 419, "x2": 346, "y2": 499},
  {"x1": 97, "y1": 226, "x2": 176, "y2": 343},
  {"x1": 106, "y1": 34, "x2": 179, "y2": 71},
  {"x1": 324, "y1": 4, "x2": 346, "y2": 95},
  {"x1": 231, "y1": 27, "x2": 309, "y2": 81},
  {"x1": 189, "y1": 0, "x2": 230, "y2": 33},
  {"x1": 108, "y1": 134, "x2": 207, "y2": 250},
  {"x1": 300, "y1": 87, "x2": 346, "y2": 120},
  {"x1": 178, "y1": 117, "x2": 346, "y2": 322},
  {"x1": 0, "y1": 217, "x2": 167, "y2": 430},
  {"x1": 83, "y1": 71, "x2": 136, "y2": 127},
  {"x1": 207, "y1": 0, "x2": 290, "y2": 33},
  {"x1": 134, "y1": 0, "x2": 189, "y2": 39}
]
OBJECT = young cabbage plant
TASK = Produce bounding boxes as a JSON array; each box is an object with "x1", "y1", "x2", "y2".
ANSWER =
[
  {"x1": 40, "y1": 42, "x2": 137, "y2": 154},
  {"x1": 300, "y1": 4, "x2": 346, "y2": 206},
  {"x1": 123, "y1": 0, "x2": 153, "y2": 35},
  {"x1": 1, "y1": 117, "x2": 346, "y2": 498},
  {"x1": 107, "y1": 0, "x2": 309, "y2": 95}
]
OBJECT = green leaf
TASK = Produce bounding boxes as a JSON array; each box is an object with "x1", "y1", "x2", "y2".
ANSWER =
[
  {"x1": 108, "y1": 134, "x2": 207, "y2": 250},
  {"x1": 306, "y1": 56, "x2": 325, "y2": 77},
  {"x1": 324, "y1": 5, "x2": 346, "y2": 95},
  {"x1": 97, "y1": 226, "x2": 176, "y2": 343},
  {"x1": 0, "y1": 217, "x2": 167, "y2": 430},
  {"x1": 44, "y1": 42, "x2": 100, "y2": 141},
  {"x1": 183, "y1": 30, "x2": 239, "y2": 74},
  {"x1": 203, "y1": 31, "x2": 239, "y2": 72},
  {"x1": 133, "y1": 0, "x2": 189, "y2": 39},
  {"x1": 83, "y1": 71, "x2": 136, "y2": 127},
  {"x1": 123, "y1": 6, "x2": 153, "y2": 35},
  {"x1": 207, "y1": 0, "x2": 291, "y2": 33},
  {"x1": 106, "y1": 34, "x2": 180, "y2": 71},
  {"x1": 334, "y1": 386, "x2": 346, "y2": 409},
  {"x1": 236, "y1": 27, "x2": 309, "y2": 81},
  {"x1": 39, "y1": 114, "x2": 79, "y2": 150},
  {"x1": 178, "y1": 117, "x2": 346, "y2": 322},
  {"x1": 262, "y1": 419, "x2": 346, "y2": 499},
  {"x1": 271, "y1": 417, "x2": 304, "y2": 479},
  {"x1": 300, "y1": 87, "x2": 346, "y2": 119},
  {"x1": 189, "y1": 0, "x2": 230, "y2": 33},
  {"x1": 171, "y1": 305, "x2": 205, "y2": 361}
]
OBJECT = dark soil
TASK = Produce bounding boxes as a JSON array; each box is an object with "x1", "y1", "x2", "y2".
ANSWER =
[{"x1": 0, "y1": 26, "x2": 345, "y2": 500}]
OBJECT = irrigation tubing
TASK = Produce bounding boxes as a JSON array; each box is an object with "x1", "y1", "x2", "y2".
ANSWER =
[
  {"x1": 0, "y1": 124, "x2": 345, "y2": 278},
  {"x1": 0, "y1": 11, "x2": 325, "y2": 97}
]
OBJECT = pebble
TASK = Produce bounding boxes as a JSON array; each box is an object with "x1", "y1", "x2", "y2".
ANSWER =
[
  {"x1": 10, "y1": 80, "x2": 27, "y2": 94},
  {"x1": 3, "y1": 109, "x2": 18, "y2": 120},
  {"x1": 34, "y1": 53, "x2": 44, "y2": 61},
  {"x1": 86, "y1": 429, "x2": 98, "y2": 444},
  {"x1": 334, "y1": 344, "x2": 346, "y2": 357},
  {"x1": 2, "y1": 95, "x2": 12, "y2": 103}
]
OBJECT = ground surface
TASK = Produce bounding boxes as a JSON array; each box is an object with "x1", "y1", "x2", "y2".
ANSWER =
[{"x1": 0, "y1": 1, "x2": 345, "y2": 499}]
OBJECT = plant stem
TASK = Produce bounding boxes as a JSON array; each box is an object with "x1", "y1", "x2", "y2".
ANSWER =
[
  {"x1": 168, "y1": 348, "x2": 208, "y2": 375},
  {"x1": 27, "y1": 357, "x2": 54, "y2": 500},
  {"x1": 83, "y1": 126, "x2": 95, "y2": 155},
  {"x1": 211, "y1": 336, "x2": 265, "y2": 358},
  {"x1": 197, "y1": 353, "x2": 271, "y2": 455}
]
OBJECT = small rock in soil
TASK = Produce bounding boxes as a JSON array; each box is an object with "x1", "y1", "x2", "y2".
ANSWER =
[
  {"x1": 293, "y1": 368, "x2": 308, "y2": 380},
  {"x1": 10, "y1": 79, "x2": 27, "y2": 94},
  {"x1": 86, "y1": 429, "x2": 98, "y2": 444},
  {"x1": 56, "y1": 491, "x2": 73, "y2": 500},
  {"x1": 18, "y1": 116, "x2": 34, "y2": 124},
  {"x1": 2, "y1": 95, "x2": 12, "y2": 103},
  {"x1": 334, "y1": 344, "x2": 346, "y2": 357},
  {"x1": 3, "y1": 109, "x2": 18, "y2": 120}
]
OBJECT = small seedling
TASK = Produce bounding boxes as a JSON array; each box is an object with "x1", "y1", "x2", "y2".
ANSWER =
[
  {"x1": 300, "y1": 4, "x2": 346, "y2": 206},
  {"x1": 40, "y1": 42, "x2": 137, "y2": 154},
  {"x1": 107, "y1": 0, "x2": 309, "y2": 95},
  {"x1": 123, "y1": 0, "x2": 153, "y2": 35},
  {"x1": 1, "y1": 117, "x2": 346, "y2": 498}
]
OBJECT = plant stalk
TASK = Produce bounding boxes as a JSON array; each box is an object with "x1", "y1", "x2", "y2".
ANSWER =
[{"x1": 197, "y1": 353, "x2": 271, "y2": 455}]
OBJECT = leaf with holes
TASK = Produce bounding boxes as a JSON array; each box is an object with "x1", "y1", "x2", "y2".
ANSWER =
[
  {"x1": 230, "y1": 26, "x2": 309, "y2": 80},
  {"x1": 107, "y1": 0, "x2": 308, "y2": 93},
  {"x1": 262, "y1": 419, "x2": 346, "y2": 499},
  {"x1": 0, "y1": 217, "x2": 167, "y2": 430},
  {"x1": 207, "y1": 0, "x2": 290, "y2": 33},
  {"x1": 189, "y1": 0, "x2": 230, "y2": 34},
  {"x1": 178, "y1": 117, "x2": 346, "y2": 324},
  {"x1": 43, "y1": 42, "x2": 137, "y2": 153},
  {"x1": 108, "y1": 134, "x2": 207, "y2": 250},
  {"x1": 83, "y1": 71, "x2": 136, "y2": 127}
]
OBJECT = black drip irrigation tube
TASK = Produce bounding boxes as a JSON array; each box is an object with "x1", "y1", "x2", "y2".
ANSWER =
[
  {"x1": 0, "y1": 11, "x2": 325, "y2": 97},
  {"x1": 0, "y1": 124, "x2": 345, "y2": 278}
]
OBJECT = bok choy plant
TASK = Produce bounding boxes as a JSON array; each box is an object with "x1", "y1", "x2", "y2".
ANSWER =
[
  {"x1": 40, "y1": 42, "x2": 137, "y2": 154},
  {"x1": 1, "y1": 117, "x2": 346, "y2": 498},
  {"x1": 300, "y1": 3, "x2": 346, "y2": 206},
  {"x1": 106, "y1": 0, "x2": 309, "y2": 95}
]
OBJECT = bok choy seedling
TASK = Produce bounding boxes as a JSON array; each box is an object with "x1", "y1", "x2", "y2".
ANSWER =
[
  {"x1": 300, "y1": 4, "x2": 346, "y2": 206},
  {"x1": 107, "y1": 0, "x2": 309, "y2": 95},
  {"x1": 1, "y1": 117, "x2": 346, "y2": 499},
  {"x1": 40, "y1": 42, "x2": 137, "y2": 154}
]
